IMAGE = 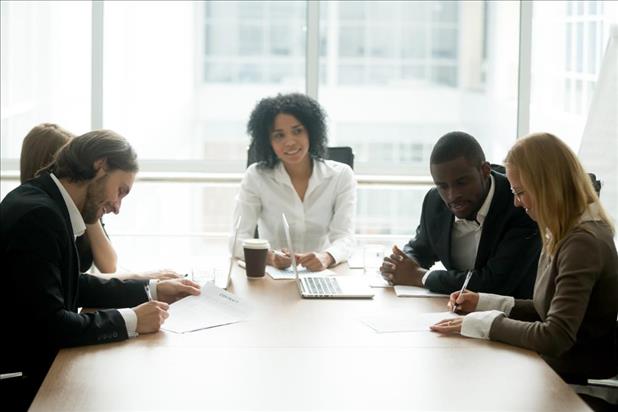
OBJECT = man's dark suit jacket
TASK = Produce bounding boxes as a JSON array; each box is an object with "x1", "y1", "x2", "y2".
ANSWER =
[
  {"x1": 0, "y1": 174, "x2": 148, "y2": 408},
  {"x1": 404, "y1": 171, "x2": 541, "y2": 298}
]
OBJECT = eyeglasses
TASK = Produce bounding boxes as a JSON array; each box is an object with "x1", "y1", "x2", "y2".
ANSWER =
[{"x1": 511, "y1": 188, "x2": 525, "y2": 202}]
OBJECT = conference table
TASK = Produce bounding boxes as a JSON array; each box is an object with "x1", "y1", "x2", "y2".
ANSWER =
[{"x1": 30, "y1": 261, "x2": 589, "y2": 411}]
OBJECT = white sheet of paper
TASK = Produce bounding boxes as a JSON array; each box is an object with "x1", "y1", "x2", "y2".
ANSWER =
[
  {"x1": 367, "y1": 273, "x2": 392, "y2": 288},
  {"x1": 266, "y1": 265, "x2": 335, "y2": 280},
  {"x1": 347, "y1": 252, "x2": 364, "y2": 269},
  {"x1": 394, "y1": 285, "x2": 448, "y2": 298},
  {"x1": 361, "y1": 311, "x2": 460, "y2": 333},
  {"x1": 162, "y1": 282, "x2": 249, "y2": 334}
]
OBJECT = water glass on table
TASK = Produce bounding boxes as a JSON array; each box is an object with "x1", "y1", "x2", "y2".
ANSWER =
[{"x1": 363, "y1": 244, "x2": 385, "y2": 275}]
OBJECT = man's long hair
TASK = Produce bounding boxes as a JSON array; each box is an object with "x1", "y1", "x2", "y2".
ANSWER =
[{"x1": 39, "y1": 129, "x2": 138, "y2": 181}]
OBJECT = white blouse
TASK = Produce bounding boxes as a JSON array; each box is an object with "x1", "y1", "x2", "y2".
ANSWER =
[{"x1": 230, "y1": 159, "x2": 357, "y2": 264}]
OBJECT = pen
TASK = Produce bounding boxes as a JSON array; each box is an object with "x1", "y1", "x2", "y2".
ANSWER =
[
  {"x1": 452, "y1": 270, "x2": 473, "y2": 313},
  {"x1": 0, "y1": 372, "x2": 23, "y2": 380},
  {"x1": 144, "y1": 284, "x2": 153, "y2": 302}
]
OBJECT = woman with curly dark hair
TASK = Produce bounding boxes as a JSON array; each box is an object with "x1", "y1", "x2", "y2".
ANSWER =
[{"x1": 231, "y1": 93, "x2": 356, "y2": 271}]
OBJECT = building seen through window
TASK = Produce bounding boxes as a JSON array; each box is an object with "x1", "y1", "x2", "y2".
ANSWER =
[{"x1": 1, "y1": 1, "x2": 616, "y2": 246}]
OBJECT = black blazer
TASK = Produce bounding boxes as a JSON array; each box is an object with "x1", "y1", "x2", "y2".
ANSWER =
[
  {"x1": 403, "y1": 171, "x2": 541, "y2": 298},
  {"x1": 75, "y1": 220, "x2": 110, "y2": 272},
  {"x1": 0, "y1": 174, "x2": 148, "y2": 407}
]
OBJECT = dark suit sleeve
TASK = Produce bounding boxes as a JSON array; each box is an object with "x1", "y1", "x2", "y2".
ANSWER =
[
  {"x1": 8, "y1": 208, "x2": 144, "y2": 348},
  {"x1": 75, "y1": 233, "x2": 94, "y2": 272},
  {"x1": 424, "y1": 211, "x2": 540, "y2": 297},
  {"x1": 402, "y1": 193, "x2": 439, "y2": 269},
  {"x1": 78, "y1": 275, "x2": 148, "y2": 308}
]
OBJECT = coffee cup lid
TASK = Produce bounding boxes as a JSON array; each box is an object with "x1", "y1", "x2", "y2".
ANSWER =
[{"x1": 242, "y1": 239, "x2": 270, "y2": 249}]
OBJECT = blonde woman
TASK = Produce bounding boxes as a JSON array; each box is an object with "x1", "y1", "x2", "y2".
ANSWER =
[
  {"x1": 431, "y1": 133, "x2": 617, "y2": 385},
  {"x1": 20, "y1": 123, "x2": 180, "y2": 280}
]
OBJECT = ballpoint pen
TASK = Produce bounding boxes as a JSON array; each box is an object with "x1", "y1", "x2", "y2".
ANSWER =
[{"x1": 452, "y1": 270, "x2": 473, "y2": 313}]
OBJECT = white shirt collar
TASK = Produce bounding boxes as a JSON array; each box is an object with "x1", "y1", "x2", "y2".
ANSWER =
[
  {"x1": 50, "y1": 173, "x2": 86, "y2": 238},
  {"x1": 273, "y1": 158, "x2": 336, "y2": 187},
  {"x1": 579, "y1": 201, "x2": 603, "y2": 223},
  {"x1": 454, "y1": 174, "x2": 495, "y2": 226}
]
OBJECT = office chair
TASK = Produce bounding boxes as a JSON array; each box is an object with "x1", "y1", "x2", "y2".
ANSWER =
[
  {"x1": 491, "y1": 164, "x2": 602, "y2": 196},
  {"x1": 247, "y1": 146, "x2": 354, "y2": 170},
  {"x1": 490, "y1": 163, "x2": 506, "y2": 174},
  {"x1": 246, "y1": 146, "x2": 354, "y2": 238},
  {"x1": 325, "y1": 146, "x2": 354, "y2": 169},
  {"x1": 588, "y1": 173, "x2": 602, "y2": 195}
]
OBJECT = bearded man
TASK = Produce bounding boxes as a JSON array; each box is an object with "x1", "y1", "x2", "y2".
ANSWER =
[{"x1": 0, "y1": 130, "x2": 200, "y2": 410}]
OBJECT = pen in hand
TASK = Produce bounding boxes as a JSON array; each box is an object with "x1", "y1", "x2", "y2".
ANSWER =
[{"x1": 452, "y1": 270, "x2": 473, "y2": 313}]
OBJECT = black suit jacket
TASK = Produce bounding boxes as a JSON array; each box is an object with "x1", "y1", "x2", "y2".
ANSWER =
[
  {"x1": 403, "y1": 171, "x2": 541, "y2": 298},
  {"x1": 0, "y1": 174, "x2": 148, "y2": 407},
  {"x1": 75, "y1": 220, "x2": 109, "y2": 273}
]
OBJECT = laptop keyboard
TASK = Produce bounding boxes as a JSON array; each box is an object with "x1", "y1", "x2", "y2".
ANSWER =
[{"x1": 301, "y1": 276, "x2": 342, "y2": 295}]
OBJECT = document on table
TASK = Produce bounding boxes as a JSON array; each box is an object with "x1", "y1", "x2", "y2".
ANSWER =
[
  {"x1": 367, "y1": 273, "x2": 392, "y2": 288},
  {"x1": 361, "y1": 311, "x2": 460, "y2": 333},
  {"x1": 347, "y1": 252, "x2": 364, "y2": 269},
  {"x1": 266, "y1": 265, "x2": 335, "y2": 280},
  {"x1": 162, "y1": 282, "x2": 249, "y2": 334},
  {"x1": 394, "y1": 285, "x2": 448, "y2": 297}
]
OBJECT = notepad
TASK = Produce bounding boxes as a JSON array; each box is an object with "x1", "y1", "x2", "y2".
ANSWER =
[
  {"x1": 361, "y1": 311, "x2": 460, "y2": 333},
  {"x1": 266, "y1": 265, "x2": 335, "y2": 280},
  {"x1": 394, "y1": 285, "x2": 448, "y2": 298},
  {"x1": 162, "y1": 282, "x2": 249, "y2": 334}
]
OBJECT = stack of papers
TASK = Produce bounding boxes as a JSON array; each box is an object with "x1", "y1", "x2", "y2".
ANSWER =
[
  {"x1": 394, "y1": 285, "x2": 448, "y2": 298},
  {"x1": 361, "y1": 311, "x2": 460, "y2": 333},
  {"x1": 266, "y1": 265, "x2": 335, "y2": 280},
  {"x1": 162, "y1": 282, "x2": 249, "y2": 334}
]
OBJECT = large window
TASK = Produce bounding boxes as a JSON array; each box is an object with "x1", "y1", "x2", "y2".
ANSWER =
[
  {"x1": 529, "y1": 1, "x2": 616, "y2": 147},
  {"x1": 319, "y1": 1, "x2": 520, "y2": 234},
  {"x1": 103, "y1": 1, "x2": 306, "y2": 171},
  {"x1": 2, "y1": 1, "x2": 617, "y2": 243},
  {"x1": 0, "y1": 1, "x2": 91, "y2": 157},
  {"x1": 529, "y1": 0, "x2": 618, "y2": 233}
]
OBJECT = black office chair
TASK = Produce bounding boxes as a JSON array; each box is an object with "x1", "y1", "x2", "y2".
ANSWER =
[
  {"x1": 491, "y1": 164, "x2": 602, "y2": 196},
  {"x1": 247, "y1": 146, "x2": 354, "y2": 170},
  {"x1": 490, "y1": 163, "x2": 506, "y2": 174},
  {"x1": 588, "y1": 173, "x2": 602, "y2": 196},
  {"x1": 326, "y1": 146, "x2": 354, "y2": 169}
]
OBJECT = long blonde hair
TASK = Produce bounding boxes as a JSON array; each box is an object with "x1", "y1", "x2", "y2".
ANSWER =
[
  {"x1": 20, "y1": 123, "x2": 74, "y2": 183},
  {"x1": 504, "y1": 132, "x2": 614, "y2": 255}
]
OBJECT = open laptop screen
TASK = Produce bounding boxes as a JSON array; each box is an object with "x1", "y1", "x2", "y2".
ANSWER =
[{"x1": 281, "y1": 213, "x2": 299, "y2": 280}]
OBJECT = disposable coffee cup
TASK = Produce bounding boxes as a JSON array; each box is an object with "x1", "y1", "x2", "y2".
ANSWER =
[{"x1": 243, "y1": 239, "x2": 270, "y2": 278}]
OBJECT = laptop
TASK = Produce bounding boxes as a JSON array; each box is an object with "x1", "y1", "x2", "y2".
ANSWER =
[
  {"x1": 281, "y1": 213, "x2": 374, "y2": 299},
  {"x1": 215, "y1": 215, "x2": 241, "y2": 290}
]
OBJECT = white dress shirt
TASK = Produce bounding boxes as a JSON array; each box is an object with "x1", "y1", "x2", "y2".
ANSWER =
[
  {"x1": 231, "y1": 159, "x2": 357, "y2": 264},
  {"x1": 423, "y1": 174, "x2": 495, "y2": 285},
  {"x1": 50, "y1": 173, "x2": 138, "y2": 337}
]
